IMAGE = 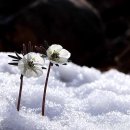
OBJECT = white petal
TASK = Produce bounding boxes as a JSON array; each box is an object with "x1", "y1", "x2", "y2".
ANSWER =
[
  {"x1": 47, "y1": 44, "x2": 63, "y2": 58},
  {"x1": 33, "y1": 66, "x2": 43, "y2": 76},
  {"x1": 46, "y1": 49, "x2": 52, "y2": 58},
  {"x1": 34, "y1": 54, "x2": 44, "y2": 65},
  {"x1": 18, "y1": 58, "x2": 27, "y2": 74},
  {"x1": 23, "y1": 67, "x2": 43, "y2": 78},
  {"x1": 49, "y1": 57, "x2": 67, "y2": 64},
  {"x1": 59, "y1": 49, "x2": 71, "y2": 59},
  {"x1": 46, "y1": 46, "x2": 71, "y2": 64},
  {"x1": 49, "y1": 44, "x2": 63, "y2": 52},
  {"x1": 25, "y1": 69, "x2": 36, "y2": 78},
  {"x1": 49, "y1": 60, "x2": 59, "y2": 64},
  {"x1": 18, "y1": 52, "x2": 44, "y2": 78},
  {"x1": 26, "y1": 53, "x2": 32, "y2": 61},
  {"x1": 58, "y1": 57, "x2": 68, "y2": 64}
]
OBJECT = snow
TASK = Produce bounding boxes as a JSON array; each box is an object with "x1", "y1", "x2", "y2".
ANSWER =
[{"x1": 0, "y1": 52, "x2": 130, "y2": 130}]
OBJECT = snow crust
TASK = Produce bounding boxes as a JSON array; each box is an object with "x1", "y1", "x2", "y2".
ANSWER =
[{"x1": 0, "y1": 52, "x2": 130, "y2": 130}]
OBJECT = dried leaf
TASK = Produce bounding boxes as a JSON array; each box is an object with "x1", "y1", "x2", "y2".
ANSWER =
[
  {"x1": 55, "y1": 64, "x2": 59, "y2": 67},
  {"x1": 8, "y1": 55, "x2": 19, "y2": 59},
  {"x1": 12, "y1": 59, "x2": 19, "y2": 61},
  {"x1": 8, "y1": 63, "x2": 18, "y2": 66},
  {"x1": 44, "y1": 40, "x2": 49, "y2": 49},
  {"x1": 15, "y1": 52, "x2": 22, "y2": 60},
  {"x1": 28, "y1": 41, "x2": 33, "y2": 52},
  {"x1": 22, "y1": 44, "x2": 27, "y2": 55},
  {"x1": 62, "y1": 63, "x2": 67, "y2": 65},
  {"x1": 42, "y1": 67, "x2": 46, "y2": 69}
]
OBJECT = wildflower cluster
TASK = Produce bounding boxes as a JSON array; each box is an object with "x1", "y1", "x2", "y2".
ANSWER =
[{"x1": 8, "y1": 42, "x2": 71, "y2": 116}]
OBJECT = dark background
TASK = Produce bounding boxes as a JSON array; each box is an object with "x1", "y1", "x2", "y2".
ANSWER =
[{"x1": 0, "y1": 0, "x2": 130, "y2": 73}]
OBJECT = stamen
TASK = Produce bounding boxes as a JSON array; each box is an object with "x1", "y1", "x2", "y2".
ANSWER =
[
  {"x1": 28, "y1": 61, "x2": 34, "y2": 68},
  {"x1": 51, "y1": 51, "x2": 59, "y2": 60}
]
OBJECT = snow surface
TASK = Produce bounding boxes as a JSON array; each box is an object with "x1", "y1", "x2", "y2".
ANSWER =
[{"x1": 0, "y1": 52, "x2": 130, "y2": 130}]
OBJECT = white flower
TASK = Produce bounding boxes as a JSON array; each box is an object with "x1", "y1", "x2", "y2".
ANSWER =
[
  {"x1": 18, "y1": 52, "x2": 44, "y2": 78},
  {"x1": 46, "y1": 44, "x2": 71, "y2": 64}
]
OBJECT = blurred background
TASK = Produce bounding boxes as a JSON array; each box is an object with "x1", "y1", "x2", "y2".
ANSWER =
[{"x1": 0, "y1": 0, "x2": 130, "y2": 73}]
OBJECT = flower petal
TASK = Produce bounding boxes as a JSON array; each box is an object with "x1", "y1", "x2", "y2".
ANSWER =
[
  {"x1": 49, "y1": 57, "x2": 68, "y2": 64},
  {"x1": 23, "y1": 67, "x2": 43, "y2": 78},
  {"x1": 25, "y1": 69, "x2": 36, "y2": 78},
  {"x1": 26, "y1": 53, "x2": 31, "y2": 61},
  {"x1": 18, "y1": 52, "x2": 44, "y2": 78},
  {"x1": 33, "y1": 66, "x2": 43, "y2": 76},
  {"x1": 59, "y1": 49, "x2": 71, "y2": 59},
  {"x1": 18, "y1": 58, "x2": 27, "y2": 73},
  {"x1": 58, "y1": 57, "x2": 68, "y2": 64},
  {"x1": 49, "y1": 44, "x2": 63, "y2": 52},
  {"x1": 49, "y1": 60, "x2": 58, "y2": 64},
  {"x1": 47, "y1": 44, "x2": 63, "y2": 58}
]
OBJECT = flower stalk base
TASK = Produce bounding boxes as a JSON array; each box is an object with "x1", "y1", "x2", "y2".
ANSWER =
[
  {"x1": 17, "y1": 75, "x2": 23, "y2": 111},
  {"x1": 42, "y1": 62, "x2": 52, "y2": 116}
]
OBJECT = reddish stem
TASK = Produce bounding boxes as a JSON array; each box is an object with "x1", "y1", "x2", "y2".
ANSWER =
[
  {"x1": 17, "y1": 74, "x2": 23, "y2": 111},
  {"x1": 42, "y1": 62, "x2": 52, "y2": 116}
]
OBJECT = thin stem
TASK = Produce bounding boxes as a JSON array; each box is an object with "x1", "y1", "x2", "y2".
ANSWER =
[
  {"x1": 17, "y1": 74, "x2": 23, "y2": 111},
  {"x1": 42, "y1": 62, "x2": 52, "y2": 116}
]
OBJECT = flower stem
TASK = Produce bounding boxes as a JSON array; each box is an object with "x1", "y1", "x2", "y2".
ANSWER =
[
  {"x1": 17, "y1": 74, "x2": 23, "y2": 111},
  {"x1": 42, "y1": 62, "x2": 52, "y2": 116}
]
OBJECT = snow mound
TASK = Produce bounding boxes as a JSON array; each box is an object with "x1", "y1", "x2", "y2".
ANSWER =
[{"x1": 0, "y1": 52, "x2": 130, "y2": 130}]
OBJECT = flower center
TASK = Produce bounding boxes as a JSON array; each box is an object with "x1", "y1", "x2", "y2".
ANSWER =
[
  {"x1": 51, "y1": 51, "x2": 59, "y2": 60},
  {"x1": 28, "y1": 61, "x2": 34, "y2": 68}
]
